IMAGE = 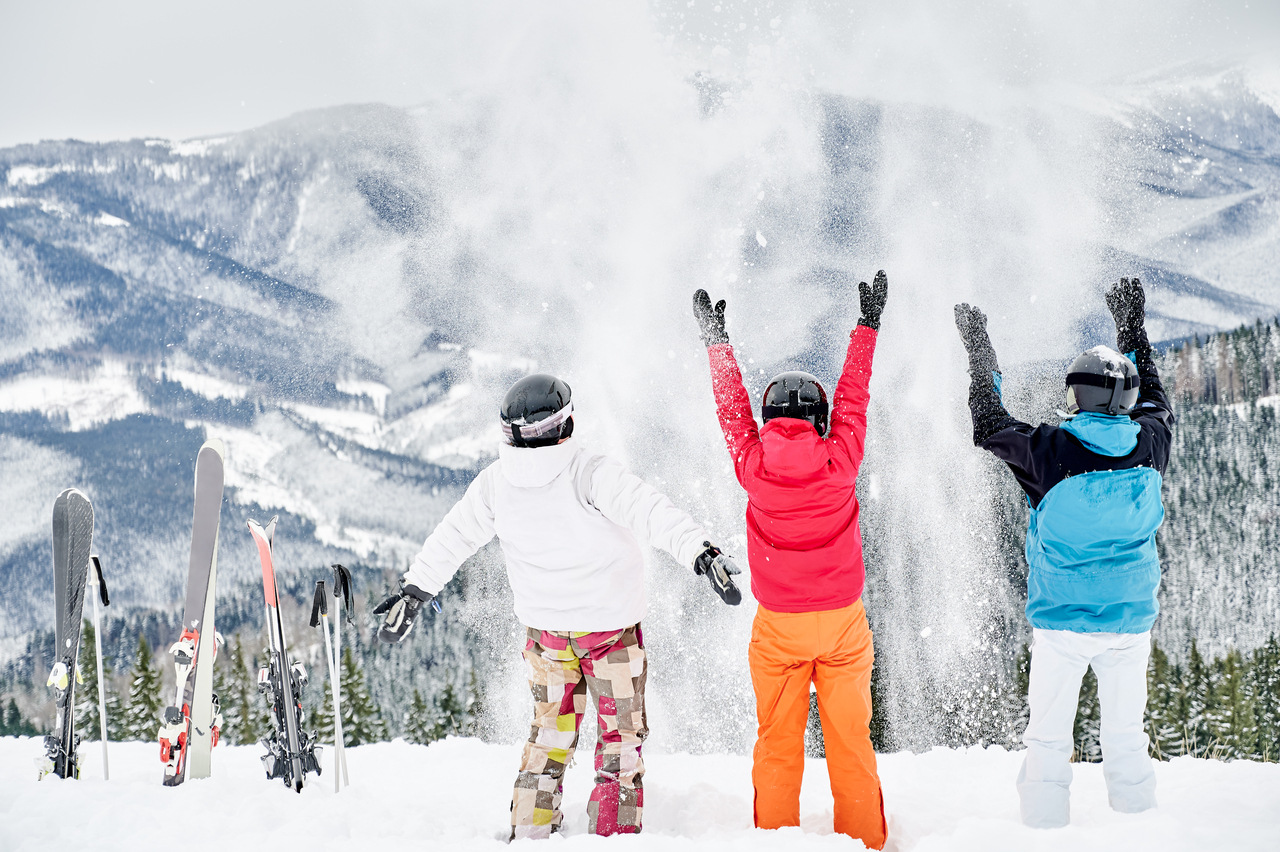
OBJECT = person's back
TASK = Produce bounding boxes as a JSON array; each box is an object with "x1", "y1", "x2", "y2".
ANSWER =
[
  {"x1": 374, "y1": 373, "x2": 742, "y2": 840},
  {"x1": 955, "y1": 278, "x2": 1174, "y2": 829},
  {"x1": 694, "y1": 274, "x2": 889, "y2": 850}
]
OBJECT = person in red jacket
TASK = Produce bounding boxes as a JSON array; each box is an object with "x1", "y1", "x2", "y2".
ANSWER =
[{"x1": 692, "y1": 273, "x2": 889, "y2": 849}]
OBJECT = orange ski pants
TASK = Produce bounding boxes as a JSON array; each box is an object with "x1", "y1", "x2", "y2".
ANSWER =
[{"x1": 749, "y1": 598, "x2": 887, "y2": 849}]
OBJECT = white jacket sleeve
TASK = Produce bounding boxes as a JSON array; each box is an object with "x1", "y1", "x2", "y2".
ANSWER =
[
  {"x1": 583, "y1": 455, "x2": 710, "y2": 568},
  {"x1": 403, "y1": 465, "x2": 498, "y2": 595}
]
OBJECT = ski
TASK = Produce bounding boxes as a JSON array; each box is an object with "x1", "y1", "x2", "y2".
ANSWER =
[
  {"x1": 39, "y1": 488, "x2": 94, "y2": 780},
  {"x1": 248, "y1": 516, "x2": 320, "y2": 792},
  {"x1": 160, "y1": 438, "x2": 226, "y2": 786}
]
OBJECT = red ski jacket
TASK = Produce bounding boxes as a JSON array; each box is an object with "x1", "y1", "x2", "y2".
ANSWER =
[{"x1": 706, "y1": 325, "x2": 877, "y2": 612}]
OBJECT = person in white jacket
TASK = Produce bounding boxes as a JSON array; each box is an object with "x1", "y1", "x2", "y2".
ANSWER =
[{"x1": 375, "y1": 373, "x2": 742, "y2": 840}]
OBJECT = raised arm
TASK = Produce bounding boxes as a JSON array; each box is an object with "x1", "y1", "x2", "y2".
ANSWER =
[
  {"x1": 1106, "y1": 277, "x2": 1173, "y2": 429},
  {"x1": 954, "y1": 303, "x2": 1027, "y2": 448},
  {"x1": 694, "y1": 289, "x2": 761, "y2": 483},
  {"x1": 827, "y1": 271, "x2": 887, "y2": 464}
]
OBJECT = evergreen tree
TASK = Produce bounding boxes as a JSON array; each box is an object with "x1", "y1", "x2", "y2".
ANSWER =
[
  {"x1": 1002, "y1": 644, "x2": 1031, "y2": 748},
  {"x1": 339, "y1": 646, "x2": 387, "y2": 745},
  {"x1": 219, "y1": 638, "x2": 268, "y2": 746},
  {"x1": 120, "y1": 634, "x2": 164, "y2": 741},
  {"x1": 1209, "y1": 649, "x2": 1257, "y2": 760},
  {"x1": 1252, "y1": 635, "x2": 1280, "y2": 762},
  {"x1": 2, "y1": 697, "x2": 38, "y2": 737},
  {"x1": 1146, "y1": 640, "x2": 1181, "y2": 759},
  {"x1": 466, "y1": 668, "x2": 484, "y2": 739},
  {"x1": 75, "y1": 619, "x2": 109, "y2": 742},
  {"x1": 429, "y1": 682, "x2": 472, "y2": 741},
  {"x1": 104, "y1": 678, "x2": 128, "y2": 741},
  {"x1": 404, "y1": 689, "x2": 434, "y2": 745},
  {"x1": 1073, "y1": 667, "x2": 1102, "y2": 763},
  {"x1": 308, "y1": 662, "x2": 336, "y2": 745},
  {"x1": 1185, "y1": 640, "x2": 1212, "y2": 757},
  {"x1": 1166, "y1": 660, "x2": 1192, "y2": 758}
]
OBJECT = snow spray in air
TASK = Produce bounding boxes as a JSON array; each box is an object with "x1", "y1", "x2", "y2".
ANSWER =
[{"x1": 379, "y1": 0, "x2": 1141, "y2": 751}]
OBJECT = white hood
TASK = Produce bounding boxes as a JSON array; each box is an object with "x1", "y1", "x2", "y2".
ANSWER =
[{"x1": 498, "y1": 437, "x2": 579, "y2": 488}]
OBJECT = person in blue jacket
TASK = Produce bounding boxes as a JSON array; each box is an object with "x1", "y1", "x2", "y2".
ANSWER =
[{"x1": 954, "y1": 277, "x2": 1174, "y2": 829}]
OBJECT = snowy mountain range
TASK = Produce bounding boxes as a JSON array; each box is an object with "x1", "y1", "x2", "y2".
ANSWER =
[{"x1": 3, "y1": 59, "x2": 1280, "y2": 748}]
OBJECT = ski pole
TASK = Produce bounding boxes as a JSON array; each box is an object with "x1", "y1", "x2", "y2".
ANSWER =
[
  {"x1": 90, "y1": 556, "x2": 110, "y2": 780},
  {"x1": 309, "y1": 581, "x2": 342, "y2": 791},
  {"x1": 331, "y1": 564, "x2": 353, "y2": 786}
]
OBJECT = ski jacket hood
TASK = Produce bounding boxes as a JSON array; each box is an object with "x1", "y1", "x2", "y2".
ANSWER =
[
  {"x1": 1059, "y1": 412, "x2": 1140, "y2": 457},
  {"x1": 705, "y1": 326, "x2": 877, "y2": 613},
  {"x1": 498, "y1": 437, "x2": 578, "y2": 487},
  {"x1": 759, "y1": 418, "x2": 831, "y2": 477}
]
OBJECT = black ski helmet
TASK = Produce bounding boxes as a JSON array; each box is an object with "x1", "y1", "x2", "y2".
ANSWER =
[
  {"x1": 1065, "y1": 346, "x2": 1139, "y2": 416},
  {"x1": 500, "y1": 373, "x2": 574, "y2": 448},
  {"x1": 762, "y1": 371, "x2": 829, "y2": 436}
]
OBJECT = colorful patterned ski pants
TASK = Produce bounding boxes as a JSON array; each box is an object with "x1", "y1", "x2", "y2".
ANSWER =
[{"x1": 511, "y1": 624, "x2": 647, "y2": 840}]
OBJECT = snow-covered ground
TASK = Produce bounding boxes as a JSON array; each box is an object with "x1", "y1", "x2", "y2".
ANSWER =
[{"x1": 3, "y1": 737, "x2": 1277, "y2": 851}]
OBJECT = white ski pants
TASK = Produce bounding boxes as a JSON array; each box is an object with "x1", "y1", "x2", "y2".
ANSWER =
[{"x1": 1017, "y1": 628, "x2": 1156, "y2": 828}]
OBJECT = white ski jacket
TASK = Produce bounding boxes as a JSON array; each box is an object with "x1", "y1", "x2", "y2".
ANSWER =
[{"x1": 403, "y1": 437, "x2": 710, "y2": 632}]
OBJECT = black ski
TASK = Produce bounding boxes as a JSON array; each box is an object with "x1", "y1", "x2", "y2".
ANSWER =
[
  {"x1": 41, "y1": 488, "x2": 94, "y2": 780},
  {"x1": 248, "y1": 516, "x2": 320, "y2": 792},
  {"x1": 159, "y1": 438, "x2": 225, "y2": 786}
]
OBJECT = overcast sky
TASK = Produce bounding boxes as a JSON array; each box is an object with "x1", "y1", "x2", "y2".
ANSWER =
[{"x1": 2, "y1": 0, "x2": 1279, "y2": 149}]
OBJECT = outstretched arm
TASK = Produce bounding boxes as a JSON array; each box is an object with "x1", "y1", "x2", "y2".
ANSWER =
[
  {"x1": 695, "y1": 290, "x2": 761, "y2": 483},
  {"x1": 1106, "y1": 277, "x2": 1173, "y2": 428},
  {"x1": 827, "y1": 270, "x2": 887, "y2": 464},
  {"x1": 403, "y1": 467, "x2": 498, "y2": 595},
  {"x1": 955, "y1": 304, "x2": 1027, "y2": 447},
  {"x1": 584, "y1": 455, "x2": 744, "y2": 606},
  {"x1": 585, "y1": 456, "x2": 709, "y2": 567}
]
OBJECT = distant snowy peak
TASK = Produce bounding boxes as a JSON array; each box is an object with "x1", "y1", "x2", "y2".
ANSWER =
[{"x1": 1107, "y1": 61, "x2": 1280, "y2": 156}]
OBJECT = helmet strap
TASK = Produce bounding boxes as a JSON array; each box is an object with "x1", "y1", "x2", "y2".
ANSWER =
[{"x1": 1107, "y1": 378, "x2": 1124, "y2": 415}]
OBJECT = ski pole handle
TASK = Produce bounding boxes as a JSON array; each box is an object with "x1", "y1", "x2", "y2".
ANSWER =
[
  {"x1": 92, "y1": 556, "x2": 110, "y2": 606},
  {"x1": 309, "y1": 581, "x2": 328, "y2": 627},
  {"x1": 330, "y1": 564, "x2": 354, "y2": 623}
]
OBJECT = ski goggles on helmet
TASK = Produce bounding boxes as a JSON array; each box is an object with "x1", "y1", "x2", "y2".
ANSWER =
[{"x1": 501, "y1": 400, "x2": 573, "y2": 446}]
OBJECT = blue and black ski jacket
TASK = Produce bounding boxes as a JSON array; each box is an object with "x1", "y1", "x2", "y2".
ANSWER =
[{"x1": 968, "y1": 326, "x2": 1175, "y2": 634}]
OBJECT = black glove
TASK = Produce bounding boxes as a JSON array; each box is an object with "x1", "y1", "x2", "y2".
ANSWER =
[
  {"x1": 954, "y1": 303, "x2": 1000, "y2": 376},
  {"x1": 693, "y1": 542, "x2": 742, "y2": 606},
  {"x1": 374, "y1": 584, "x2": 434, "y2": 644},
  {"x1": 1106, "y1": 277, "x2": 1146, "y2": 351},
  {"x1": 692, "y1": 289, "x2": 729, "y2": 346},
  {"x1": 857, "y1": 270, "x2": 889, "y2": 330}
]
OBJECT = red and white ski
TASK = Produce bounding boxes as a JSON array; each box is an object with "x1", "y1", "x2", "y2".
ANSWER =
[
  {"x1": 248, "y1": 516, "x2": 320, "y2": 792},
  {"x1": 160, "y1": 438, "x2": 225, "y2": 786}
]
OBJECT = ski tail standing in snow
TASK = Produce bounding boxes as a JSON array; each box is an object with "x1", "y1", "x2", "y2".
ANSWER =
[
  {"x1": 692, "y1": 274, "x2": 890, "y2": 849},
  {"x1": 40, "y1": 488, "x2": 94, "y2": 780},
  {"x1": 954, "y1": 277, "x2": 1174, "y2": 829},
  {"x1": 375, "y1": 373, "x2": 742, "y2": 840},
  {"x1": 160, "y1": 438, "x2": 226, "y2": 786}
]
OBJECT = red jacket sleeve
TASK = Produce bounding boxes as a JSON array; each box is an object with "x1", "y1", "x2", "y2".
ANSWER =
[
  {"x1": 707, "y1": 343, "x2": 761, "y2": 485},
  {"x1": 827, "y1": 324, "x2": 877, "y2": 467}
]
